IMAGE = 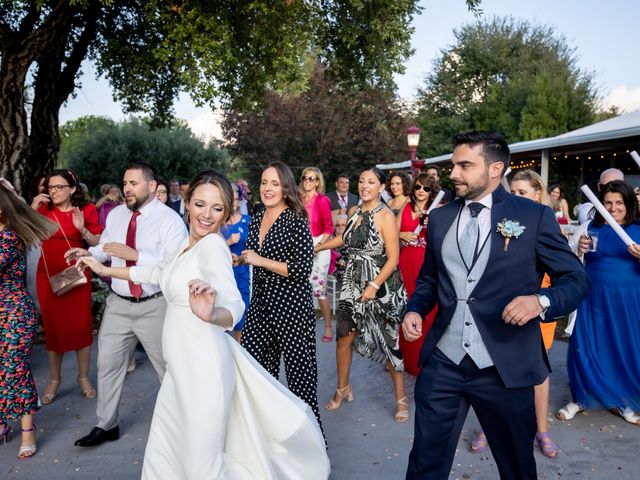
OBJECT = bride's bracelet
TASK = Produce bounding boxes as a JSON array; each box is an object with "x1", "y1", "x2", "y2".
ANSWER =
[{"x1": 368, "y1": 281, "x2": 380, "y2": 290}]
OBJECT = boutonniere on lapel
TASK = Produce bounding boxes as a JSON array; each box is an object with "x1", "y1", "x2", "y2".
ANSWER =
[{"x1": 496, "y1": 218, "x2": 526, "y2": 252}]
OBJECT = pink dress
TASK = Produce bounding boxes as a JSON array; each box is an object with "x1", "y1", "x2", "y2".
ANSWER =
[{"x1": 304, "y1": 193, "x2": 333, "y2": 298}]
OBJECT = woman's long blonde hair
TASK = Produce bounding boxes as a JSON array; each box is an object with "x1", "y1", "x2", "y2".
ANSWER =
[
  {"x1": 511, "y1": 170, "x2": 550, "y2": 206},
  {"x1": 0, "y1": 184, "x2": 59, "y2": 248}
]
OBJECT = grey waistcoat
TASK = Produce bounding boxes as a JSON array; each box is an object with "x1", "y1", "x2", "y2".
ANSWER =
[{"x1": 436, "y1": 213, "x2": 494, "y2": 368}]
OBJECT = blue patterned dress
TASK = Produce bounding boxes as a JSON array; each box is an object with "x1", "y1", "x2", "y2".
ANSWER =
[
  {"x1": 0, "y1": 228, "x2": 39, "y2": 421},
  {"x1": 221, "y1": 214, "x2": 251, "y2": 331}
]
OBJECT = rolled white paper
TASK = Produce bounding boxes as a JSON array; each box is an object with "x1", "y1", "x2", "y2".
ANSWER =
[
  {"x1": 426, "y1": 190, "x2": 446, "y2": 214},
  {"x1": 580, "y1": 185, "x2": 634, "y2": 246},
  {"x1": 504, "y1": 167, "x2": 512, "y2": 176},
  {"x1": 631, "y1": 150, "x2": 640, "y2": 169}
]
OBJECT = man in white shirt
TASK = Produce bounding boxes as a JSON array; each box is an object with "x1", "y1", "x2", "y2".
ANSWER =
[
  {"x1": 67, "y1": 162, "x2": 187, "y2": 447},
  {"x1": 577, "y1": 168, "x2": 624, "y2": 224}
]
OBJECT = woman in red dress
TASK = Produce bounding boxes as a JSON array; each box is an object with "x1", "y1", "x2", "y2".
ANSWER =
[
  {"x1": 31, "y1": 170, "x2": 102, "y2": 404},
  {"x1": 397, "y1": 174, "x2": 442, "y2": 376}
]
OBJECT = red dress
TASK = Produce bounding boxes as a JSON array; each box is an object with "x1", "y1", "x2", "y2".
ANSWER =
[
  {"x1": 398, "y1": 203, "x2": 437, "y2": 376},
  {"x1": 36, "y1": 204, "x2": 102, "y2": 353}
]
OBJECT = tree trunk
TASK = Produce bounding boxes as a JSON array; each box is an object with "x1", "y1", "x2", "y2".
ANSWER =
[
  {"x1": 0, "y1": 50, "x2": 33, "y2": 193},
  {"x1": 0, "y1": 0, "x2": 98, "y2": 197}
]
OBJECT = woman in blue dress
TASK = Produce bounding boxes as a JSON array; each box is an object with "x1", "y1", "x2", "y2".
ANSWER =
[
  {"x1": 557, "y1": 181, "x2": 640, "y2": 425},
  {"x1": 222, "y1": 183, "x2": 251, "y2": 342}
]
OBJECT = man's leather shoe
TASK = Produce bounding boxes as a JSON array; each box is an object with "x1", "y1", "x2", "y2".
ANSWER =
[{"x1": 74, "y1": 426, "x2": 120, "y2": 447}]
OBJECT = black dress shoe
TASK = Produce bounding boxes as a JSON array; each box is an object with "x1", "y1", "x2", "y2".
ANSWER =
[{"x1": 75, "y1": 426, "x2": 120, "y2": 447}]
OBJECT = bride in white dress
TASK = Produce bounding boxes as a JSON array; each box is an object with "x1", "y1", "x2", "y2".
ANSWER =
[{"x1": 79, "y1": 171, "x2": 329, "y2": 480}]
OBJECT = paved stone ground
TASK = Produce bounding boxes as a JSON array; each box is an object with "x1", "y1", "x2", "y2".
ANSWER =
[{"x1": 1, "y1": 322, "x2": 639, "y2": 479}]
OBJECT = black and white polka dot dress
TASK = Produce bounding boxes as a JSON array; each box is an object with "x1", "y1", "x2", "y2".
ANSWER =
[{"x1": 240, "y1": 207, "x2": 322, "y2": 428}]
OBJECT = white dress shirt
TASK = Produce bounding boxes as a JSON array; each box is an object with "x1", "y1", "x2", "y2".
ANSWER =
[
  {"x1": 457, "y1": 193, "x2": 493, "y2": 247},
  {"x1": 89, "y1": 198, "x2": 187, "y2": 297}
]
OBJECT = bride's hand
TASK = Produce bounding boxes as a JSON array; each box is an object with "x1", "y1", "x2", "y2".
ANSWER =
[
  {"x1": 76, "y1": 255, "x2": 106, "y2": 275},
  {"x1": 188, "y1": 279, "x2": 217, "y2": 323}
]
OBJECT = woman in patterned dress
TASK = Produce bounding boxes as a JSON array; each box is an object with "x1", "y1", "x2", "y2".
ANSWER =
[
  {"x1": 0, "y1": 180, "x2": 59, "y2": 459},
  {"x1": 316, "y1": 167, "x2": 409, "y2": 422}
]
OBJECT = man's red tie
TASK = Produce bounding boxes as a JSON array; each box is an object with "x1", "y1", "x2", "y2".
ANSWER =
[{"x1": 126, "y1": 211, "x2": 143, "y2": 299}]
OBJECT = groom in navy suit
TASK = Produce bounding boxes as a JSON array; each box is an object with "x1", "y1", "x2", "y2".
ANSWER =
[{"x1": 402, "y1": 132, "x2": 589, "y2": 479}]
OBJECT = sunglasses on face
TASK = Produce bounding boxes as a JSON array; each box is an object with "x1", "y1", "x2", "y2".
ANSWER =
[
  {"x1": 414, "y1": 184, "x2": 430, "y2": 193},
  {"x1": 302, "y1": 176, "x2": 317, "y2": 182}
]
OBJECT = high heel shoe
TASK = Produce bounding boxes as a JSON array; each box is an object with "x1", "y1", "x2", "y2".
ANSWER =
[
  {"x1": 1, "y1": 423, "x2": 13, "y2": 444},
  {"x1": 77, "y1": 377, "x2": 97, "y2": 399},
  {"x1": 322, "y1": 326, "x2": 333, "y2": 343},
  {"x1": 325, "y1": 384, "x2": 353, "y2": 411},
  {"x1": 40, "y1": 379, "x2": 60, "y2": 405},
  {"x1": 18, "y1": 425, "x2": 37, "y2": 460},
  {"x1": 394, "y1": 396, "x2": 410, "y2": 423}
]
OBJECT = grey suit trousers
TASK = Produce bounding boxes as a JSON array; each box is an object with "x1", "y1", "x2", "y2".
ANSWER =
[{"x1": 96, "y1": 294, "x2": 166, "y2": 430}]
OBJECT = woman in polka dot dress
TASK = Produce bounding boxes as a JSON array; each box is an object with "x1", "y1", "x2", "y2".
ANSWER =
[
  {"x1": 316, "y1": 167, "x2": 409, "y2": 422},
  {"x1": 239, "y1": 162, "x2": 323, "y2": 430},
  {"x1": 0, "y1": 180, "x2": 59, "y2": 459}
]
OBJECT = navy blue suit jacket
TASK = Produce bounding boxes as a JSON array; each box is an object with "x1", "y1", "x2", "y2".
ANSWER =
[{"x1": 406, "y1": 185, "x2": 590, "y2": 388}]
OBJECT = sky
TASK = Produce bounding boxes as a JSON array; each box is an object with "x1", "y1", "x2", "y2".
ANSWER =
[{"x1": 60, "y1": 0, "x2": 640, "y2": 141}]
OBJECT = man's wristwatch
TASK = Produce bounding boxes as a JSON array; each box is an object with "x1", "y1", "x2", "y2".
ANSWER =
[{"x1": 536, "y1": 294, "x2": 551, "y2": 316}]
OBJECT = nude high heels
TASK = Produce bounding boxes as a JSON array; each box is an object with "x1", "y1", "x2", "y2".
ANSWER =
[
  {"x1": 325, "y1": 384, "x2": 353, "y2": 411},
  {"x1": 18, "y1": 425, "x2": 37, "y2": 460}
]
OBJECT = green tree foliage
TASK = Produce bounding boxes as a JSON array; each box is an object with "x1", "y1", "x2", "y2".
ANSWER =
[
  {"x1": 416, "y1": 17, "x2": 605, "y2": 157},
  {"x1": 0, "y1": 0, "x2": 434, "y2": 194},
  {"x1": 222, "y1": 63, "x2": 409, "y2": 187},
  {"x1": 59, "y1": 117, "x2": 229, "y2": 191}
]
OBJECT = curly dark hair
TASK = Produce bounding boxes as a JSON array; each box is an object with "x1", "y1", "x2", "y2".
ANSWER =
[
  {"x1": 44, "y1": 169, "x2": 88, "y2": 209},
  {"x1": 386, "y1": 171, "x2": 411, "y2": 198}
]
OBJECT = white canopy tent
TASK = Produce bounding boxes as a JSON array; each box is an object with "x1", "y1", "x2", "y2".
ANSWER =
[{"x1": 377, "y1": 111, "x2": 640, "y2": 185}]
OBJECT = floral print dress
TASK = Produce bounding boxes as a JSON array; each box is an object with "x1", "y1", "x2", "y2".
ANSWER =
[
  {"x1": 336, "y1": 204, "x2": 407, "y2": 371},
  {"x1": 0, "y1": 228, "x2": 39, "y2": 422}
]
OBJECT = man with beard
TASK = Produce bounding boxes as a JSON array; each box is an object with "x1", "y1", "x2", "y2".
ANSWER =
[
  {"x1": 66, "y1": 162, "x2": 187, "y2": 447},
  {"x1": 402, "y1": 132, "x2": 589, "y2": 479}
]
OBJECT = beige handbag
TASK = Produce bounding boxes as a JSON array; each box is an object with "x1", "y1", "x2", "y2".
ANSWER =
[{"x1": 41, "y1": 212, "x2": 88, "y2": 296}]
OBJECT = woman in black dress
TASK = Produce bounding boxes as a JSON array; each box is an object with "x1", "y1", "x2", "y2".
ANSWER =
[{"x1": 239, "y1": 162, "x2": 322, "y2": 428}]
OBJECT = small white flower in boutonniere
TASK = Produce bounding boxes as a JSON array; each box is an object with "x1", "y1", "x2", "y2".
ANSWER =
[{"x1": 496, "y1": 218, "x2": 526, "y2": 252}]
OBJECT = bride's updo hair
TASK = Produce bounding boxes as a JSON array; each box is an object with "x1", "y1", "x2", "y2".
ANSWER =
[{"x1": 184, "y1": 170, "x2": 234, "y2": 226}]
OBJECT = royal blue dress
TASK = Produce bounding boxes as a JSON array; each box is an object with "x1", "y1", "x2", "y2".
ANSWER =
[
  {"x1": 222, "y1": 214, "x2": 251, "y2": 330},
  {"x1": 567, "y1": 222, "x2": 640, "y2": 411}
]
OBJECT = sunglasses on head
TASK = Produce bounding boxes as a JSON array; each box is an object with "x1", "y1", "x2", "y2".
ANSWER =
[
  {"x1": 414, "y1": 184, "x2": 430, "y2": 193},
  {"x1": 302, "y1": 176, "x2": 317, "y2": 182}
]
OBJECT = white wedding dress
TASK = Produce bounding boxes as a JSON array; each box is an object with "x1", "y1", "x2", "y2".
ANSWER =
[{"x1": 130, "y1": 233, "x2": 330, "y2": 480}]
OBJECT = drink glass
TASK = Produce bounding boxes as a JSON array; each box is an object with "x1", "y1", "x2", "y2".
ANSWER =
[{"x1": 586, "y1": 230, "x2": 598, "y2": 252}]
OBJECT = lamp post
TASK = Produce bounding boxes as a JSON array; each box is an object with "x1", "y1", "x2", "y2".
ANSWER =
[{"x1": 407, "y1": 125, "x2": 424, "y2": 173}]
